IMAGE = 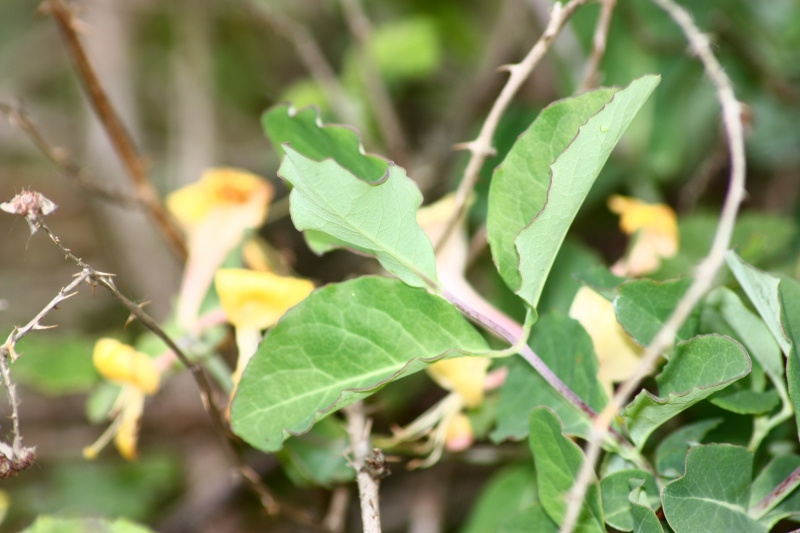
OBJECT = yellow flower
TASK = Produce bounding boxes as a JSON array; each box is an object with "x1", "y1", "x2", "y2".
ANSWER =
[
  {"x1": 85, "y1": 339, "x2": 160, "y2": 461},
  {"x1": 444, "y1": 413, "x2": 474, "y2": 452},
  {"x1": 215, "y1": 268, "x2": 315, "y2": 394},
  {"x1": 608, "y1": 195, "x2": 678, "y2": 276},
  {"x1": 426, "y1": 356, "x2": 490, "y2": 409},
  {"x1": 167, "y1": 168, "x2": 274, "y2": 330},
  {"x1": 569, "y1": 286, "x2": 642, "y2": 393},
  {"x1": 93, "y1": 338, "x2": 160, "y2": 395}
]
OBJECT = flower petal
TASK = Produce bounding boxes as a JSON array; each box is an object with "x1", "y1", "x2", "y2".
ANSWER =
[
  {"x1": 93, "y1": 338, "x2": 160, "y2": 395},
  {"x1": 426, "y1": 356, "x2": 490, "y2": 408}
]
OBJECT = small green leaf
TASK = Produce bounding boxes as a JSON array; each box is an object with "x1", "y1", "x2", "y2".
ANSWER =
[
  {"x1": 724, "y1": 251, "x2": 791, "y2": 355},
  {"x1": 515, "y1": 75, "x2": 660, "y2": 309},
  {"x1": 20, "y1": 517, "x2": 155, "y2": 533},
  {"x1": 279, "y1": 146, "x2": 438, "y2": 288},
  {"x1": 614, "y1": 278, "x2": 700, "y2": 348},
  {"x1": 622, "y1": 335, "x2": 750, "y2": 449},
  {"x1": 366, "y1": 17, "x2": 442, "y2": 82},
  {"x1": 601, "y1": 469, "x2": 659, "y2": 531},
  {"x1": 654, "y1": 418, "x2": 723, "y2": 478},
  {"x1": 230, "y1": 277, "x2": 488, "y2": 452},
  {"x1": 263, "y1": 104, "x2": 386, "y2": 181},
  {"x1": 662, "y1": 444, "x2": 766, "y2": 533},
  {"x1": 750, "y1": 455, "x2": 800, "y2": 527},
  {"x1": 487, "y1": 88, "x2": 617, "y2": 292},
  {"x1": 629, "y1": 479, "x2": 665, "y2": 533},
  {"x1": 573, "y1": 266, "x2": 626, "y2": 301},
  {"x1": 277, "y1": 417, "x2": 354, "y2": 487},
  {"x1": 492, "y1": 313, "x2": 607, "y2": 443},
  {"x1": 529, "y1": 407, "x2": 605, "y2": 532},
  {"x1": 499, "y1": 505, "x2": 560, "y2": 533},
  {"x1": 460, "y1": 465, "x2": 543, "y2": 533}
]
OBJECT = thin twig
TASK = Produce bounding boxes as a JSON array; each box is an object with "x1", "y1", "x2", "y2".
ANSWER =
[
  {"x1": 344, "y1": 402, "x2": 383, "y2": 533},
  {"x1": 45, "y1": 0, "x2": 187, "y2": 260},
  {"x1": 561, "y1": 1, "x2": 747, "y2": 531},
  {"x1": 0, "y1": 101, "x2": 142, "y2": 208},
  {"x1": 245, "y1": 2, "x2": 363, "y2": 130},
  {"x1": 751, "y1": 465, "x2": 800, "y2": 519},
  {"x1": 322, "y1": 485, "x2": 351, "y2": 533},
  {"x1": 577, "y1": 0, "x2": 616, "y2": 92},
  {"x1": 436, "y1": 0, "x2": 586, "y2": 253},
  {"x1": 339, "y1": 0, "x2": 410, "y2": 166}
]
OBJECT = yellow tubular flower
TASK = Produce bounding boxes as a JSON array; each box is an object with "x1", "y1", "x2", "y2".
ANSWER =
[
  {"x1": 93, "y1": 338, "x2": 160, "y2": 395},
  {"x1": 167, "y1": 168, "x2": 274, "y2": 330},
  {"x1": 113, "y1": 388, "x2": 146, "y2": 461},
  {"x1": 426, "y1": 356, "x2": 491, "y2": 408},
  {"x1": 569, "y1": 286, "x2": 642, "y2": 394},
  {"x1": 215, "y1": 269, "x2": 315, "y2": 393},
  {"x1": 444, "y1": 413, "x2": 475, "y2": 452},
  {"x1": 608, "y1": 195, "x2": 678, "y2": 276}
]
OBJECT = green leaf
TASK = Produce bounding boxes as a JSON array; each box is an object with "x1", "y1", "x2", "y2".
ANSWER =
[
  {"x1": 724, "y1": 251, "x2": 791, "y2": 355},
  {"x1": 779, "y1": 276, "x2": 800, "y2": 435},
  {"x1": 460, "y1": 465, "x2": 544, "y2": 533},
  {"x1": 629, "y1": 479, "x2": 665, "y2": 533},
  {"x1": 230, "y1": 277, "x2": 488, "y2": 452},
  {"x1": 573, "y1": 266, "x2": 626, "y2": 301},
  {"x1": 655, "y1": 418, "x2": 722, "y2": 478},
  {"x1": 661, "y1": 444, "x2": 766, "y2": 533},
  {"x1": 750, "y1": 455, "x2": 800, "y2": 527},
  {"x1": 487, "y1": 87, "x2": 617, "y2": 292},
  {"x1": 279, "y1": 145, "x2": 438, "y2": 288},
  {"x1": 537, "y1": 241, "x2": 604, "y2": 314},
  {"x1": 277, "y1": 417, "x2": 354, "y2": 487},
  {"x1": 702, "y1": 287, "x2": 783, "y2": 381},
  {"x1": 367, "y1": 17, "x2": 442, "y2": 82},
  {"x1": 614, "y1": 278, "x2": 699, "y2": 349},
  {"x1": 601, "y1": 469, "x2": 659, "y2": 531},
  {"x1": 492, "y1": 313, "x2": 607, "y2": 443},
  {"x1": 709, "y1": 387, "x2": 779, "y2": 415},
  {"x1": 20, "y1": 517, "x2": 155, "y2": 533},
  {"x1": 622, "y1": 335, "x2": 750, "y2": 449},
  {"x1": 499, "y1": 505, "x2": 560, "y2": 533},
  {"x1": 529, "y1": 407, "x2": 605, "y2": 532},
  {"x1": 515, "y1": 75, "x2": 660, "y2": 309},
  {"x1": 263, "y1": 104, "x2": 387, "y2": 181}
]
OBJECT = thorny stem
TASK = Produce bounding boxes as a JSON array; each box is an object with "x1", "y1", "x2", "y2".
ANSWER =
[
  {"x1": 0, "y1": 101, "x2": 141, "y2": 208},
  {"x1": 561, "y1": 0, "x2": 748, "y2": 531},
  {"x1": 0, "y1": 270, "x2": 90, "y2": 455},
  {"x1": 32, "y1": 221, "x2": 306, "y2": 520},
  {"x1": 45, "y1": 0, "x2": 188, "y2": 260},
  {"x1": 339, "y1": 0, "x2": 410, "y2": 166},
  {"x1": 344, "y1": 402, "x2": 383, "y2": 533},
  {"x1": 577, "y1": 0, "x2": 616, "y2": 92},
  {"x1": 437, "y1": 0, "x2": 586, "y2": 253}
]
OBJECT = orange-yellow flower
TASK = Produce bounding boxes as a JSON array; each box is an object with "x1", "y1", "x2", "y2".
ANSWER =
[
  {"x1": 608, "y1": 195, "x2": 678, "y2": 276},
  {"x1": 426, "y1": 357, "x2": 490, "y2": 409},
  {"x1": 85, "y1": 338, "x2": 160, "y2": 461},
  {"x1": 569, "y1": 286, "x2": 642, "y2": 393},
  {"x1": 168, "y1": 168, "x2": 273, "y2": 330},
  {"x1": 215, "y1": 268, "x2": 315, "y2": 392}
]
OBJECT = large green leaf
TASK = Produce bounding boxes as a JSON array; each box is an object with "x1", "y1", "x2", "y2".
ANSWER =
[
  {"x1": 614, "y1": 278, "x2": 700, "y2": 348},
  {"x1": 749, "y1": 455, "x2": 800, "y2": 528},
  {"x1": 622, "y1": 335, "x2": 750, "y2": 449},
  {"x1": 601, "y1": 469, "x2": 659, "y2": 532},
  {"x1": 279, "y1": 145, "x2": 438, "y2": 288},
  {"x1": 460, "y1": 465, "x2": 550, "y2": 533},
  {"x1": 277, "y1": 417, "x2": 354, "y2": 487},
  {"x1": 230, "y1": 277, "x2": 488, "y2": 452},
  {"x1": 11, "y1": 334, "x2": 99, "y2": 395},
  {"x1": 662, "y1": 444, "x2": 766, "y2": 533},
  {"x1": 487, "y1": 88, "x2": 617, "y2": 292},
  {"x1": 725, "y1": 251, "x2": 800, "y2": 433},
  {"x1": 654, "y1": 418, "x2": 722, "y2": 478},
  {"x1": 529, "y1": 407, "x2": 605, "y2": 532},
  {"x1": 21, "y1": 517, "x2": 154, "y2": 533},
  {"x1": 491, "y1": 313, "x2": 607, "y2": 443},
  {"x1": 263, "y1": 104, "x2": 386, "y2": 181},
  {"x1": 629, "y1": 479, "x2": 664, "y2": 533},
  {"x1": 515, "y1": 75, "x2": 660, "y2": 309}
]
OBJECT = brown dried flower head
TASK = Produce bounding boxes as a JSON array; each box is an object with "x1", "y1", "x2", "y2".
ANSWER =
[{"x1": 0, "y1": 190, "x2": 57, "y2": 234}]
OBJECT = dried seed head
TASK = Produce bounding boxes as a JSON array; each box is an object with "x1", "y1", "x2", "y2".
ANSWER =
[{"x1": 1, "y1": 190, "x2": 57, "y2": 234}]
